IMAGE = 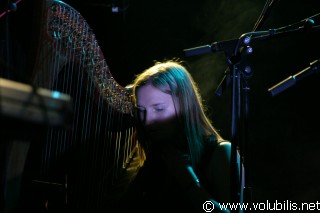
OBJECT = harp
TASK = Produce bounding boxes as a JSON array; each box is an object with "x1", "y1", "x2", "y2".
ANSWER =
[{"x1": 19, "y1": 0, "x2": 141, "y2": 212}]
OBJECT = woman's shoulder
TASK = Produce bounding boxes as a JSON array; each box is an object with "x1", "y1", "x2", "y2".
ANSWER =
[
  {"x1": 201, "y1": 136, "x2": 232, "y2": 173},
  {"x1": 205, "y1": 135, "x2": 231, "y2": 152},
  {"x1": 216, "y1": 140, "x2": 232, "y2": 151},
  {"x1": 197, "y1": 137, "x2": 233, "y2": 203}
]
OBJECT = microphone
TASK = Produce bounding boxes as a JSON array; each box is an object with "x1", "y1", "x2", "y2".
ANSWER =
[
  {"x1": 183, "y1": 39, "x2": 239, "y2": 57},
  {"x1": 186, "y1": 166, "x2": 201, "y2": 187},
  {"x1": 183, "y1": 154, "x2": 200, "y2": 187},
  {"x1": 268, "y1": 59, "x2": 320, "y2": 96}
]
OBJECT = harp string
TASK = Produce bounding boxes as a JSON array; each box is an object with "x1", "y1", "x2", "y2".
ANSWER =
[{"x1": 27, "y1": 0, "x2": 137, "y2": 211}]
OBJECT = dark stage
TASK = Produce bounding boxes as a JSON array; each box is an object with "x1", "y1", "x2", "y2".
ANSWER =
[{"x1": 1, "y1": 0, "x2": 320, "y2": 212}]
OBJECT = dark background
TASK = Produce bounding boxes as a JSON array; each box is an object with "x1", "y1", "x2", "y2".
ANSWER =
[{"x1": 1, "y1": 0, "x2": 320, "y2": 207}]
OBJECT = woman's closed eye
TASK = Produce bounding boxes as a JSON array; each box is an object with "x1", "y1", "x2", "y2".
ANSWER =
[{"x1": 153, "y1": 106, "x2": 165, "y2": 112}]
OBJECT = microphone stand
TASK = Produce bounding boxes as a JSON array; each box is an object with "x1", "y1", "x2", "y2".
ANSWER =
[
  {"x1": 184, "y1": 32, "x2": 256, "y2": 213},
  {"x1": 217, "y1": 34, "x2": 254, "y2": 213},
  {"x1": 183, "y1": 18, "x2": 320, "y2": 212}
]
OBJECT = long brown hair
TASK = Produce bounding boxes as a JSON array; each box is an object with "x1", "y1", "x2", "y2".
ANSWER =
[{"x1": 132, "y1": 59, "x2": 223, "y2": 167}]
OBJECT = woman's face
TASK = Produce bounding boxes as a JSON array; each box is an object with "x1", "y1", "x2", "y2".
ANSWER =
[{"x1": 136, "y1": 84, "x2": 180, "y2": 146}]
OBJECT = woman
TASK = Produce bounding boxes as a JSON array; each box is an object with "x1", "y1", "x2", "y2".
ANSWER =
[{"x1": 114, "y1": 60, "x2": 243, "y2": 213}]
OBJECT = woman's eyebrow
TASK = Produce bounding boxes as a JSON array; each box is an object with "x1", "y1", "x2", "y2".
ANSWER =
[{"x1": 137, "y1": 103, "x2": 166, "y2": 108}]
